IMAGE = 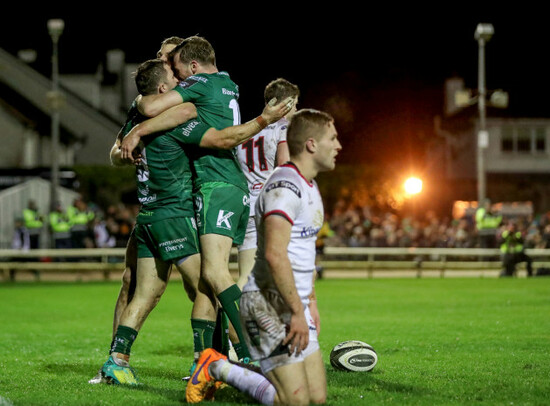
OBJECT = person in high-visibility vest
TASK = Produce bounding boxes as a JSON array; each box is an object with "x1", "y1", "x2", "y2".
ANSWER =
[
  {"x1": 500, "y1": 222, "x2": 533, "y2": 277},
  {"x1": 67, "y1": 197, "x2": 95, "y2": 248},
  {"x1": 49, "y1": 202, "x2": 72, "y2": 249},
  {"x1": 22, "y1": 200, "x2": 44, "y2": 249},
  {"x1": 475, "y1": 198, "x2": 502, "y2": 248}
]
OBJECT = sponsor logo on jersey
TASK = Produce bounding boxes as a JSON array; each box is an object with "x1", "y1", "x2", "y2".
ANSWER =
[
  {"x1": 180, "y1": 121, "x2": 201, "y2": 137},
  {"x1": 180, "y1": 76, "x2": 208, "y2": 89},
  {"x1": 243, "y1": 195, "x2": 250, "y2": 206},
  {"x1": 138, "y1": 194, "x2": 157, "y2": 204},
  {"x1": 265, "y1": 180, "x2": 301, "y2": 197},
  {"x1": 222, "y1": 87, "x2": 238, "y2": 97},
  {"x1": 137, "y1": 166, "x2": 149, "y2": 182},
  {"x1": 138, "y1": 185, "x2": 149, "y2": 196},
  {"x1": 194, "y1": 196, "x2": 203, "y2": 212},
  {"x1": 216, "y1": 210, "x2": 234, "y2": 230},
  {"x1": 252, "y1": 182, "x2": 264, "y2": 190},
  {"x1": 300, "y1": 226, "x2": 321, "y2": 238}
]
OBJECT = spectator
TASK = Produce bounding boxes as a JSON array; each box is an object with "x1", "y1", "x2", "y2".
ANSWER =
[
  {"x1": 49, "y1": 202, "x2": 72, "y2": 249},
  {"x1": 499, "y1": 222, "x2": 533, "y2": 277},
  {"x1": 67, "y1": 197, "x2": 95, "y2": 249},
  {"x1": 12, "y1": 218, "x2": 30, "y2": 251},
  {"x1": 22, "y1": 200, "x2": 44, "y2": 249},
  {"x1": 93, "y1": 216, "x2": 116, "y2": 248},
  {"x1": 475, "y1": 198, "x2": 502, "y2": 248}
]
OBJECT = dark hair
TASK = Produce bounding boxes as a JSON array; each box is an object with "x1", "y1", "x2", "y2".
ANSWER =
[
  {"x1": 264, "y1": 78, "x2": 300, "y2": 105},
  {"x1": 171, "y1": 35, "x2": 216, "y2": 67},
  {"x1": 134, "y1": 59, "x2": 168, "y2": 96},
  {"x1": 287, "y1": 109, "x2": 334, "y2": 156}
]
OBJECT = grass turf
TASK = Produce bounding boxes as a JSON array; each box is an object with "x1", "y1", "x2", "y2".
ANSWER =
[{"x1": 0, "y1": 277, "x2": 549, "y2": 405}]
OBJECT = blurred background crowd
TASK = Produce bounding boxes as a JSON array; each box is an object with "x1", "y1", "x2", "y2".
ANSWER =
[
  {"x1": 318, "y1": 198, "x2": 550, "y2": 250},
  {"x1": 12, "y1": 197, "x2": 138, "y2": 251},
  {"x1": 13, "y1": 195, "x2": 550, "y2": 253}
]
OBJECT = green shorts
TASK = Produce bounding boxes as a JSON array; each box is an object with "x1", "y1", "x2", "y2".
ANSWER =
[
  {"x1": 194, "y1": 182, "x2": 250, "y2": 245},
  {"x1": 135, "y1": 216, "x2": 200, "y2": 262}
]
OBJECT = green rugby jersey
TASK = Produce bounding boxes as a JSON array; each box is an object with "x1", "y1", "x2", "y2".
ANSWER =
[
  {"x1": 173, "y1": 71, "x2": 248, "y2": 192},
  {"x1": 121, "y1": 102, "x2": 202, "y2": 224}
]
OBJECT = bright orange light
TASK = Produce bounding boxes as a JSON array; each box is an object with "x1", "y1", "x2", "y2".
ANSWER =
[{"x1": 404, "y1": 177, "x2": 422, "y2": 195}]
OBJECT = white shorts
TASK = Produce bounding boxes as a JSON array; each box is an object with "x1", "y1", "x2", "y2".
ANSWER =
[
  {"x1": 237, "y1": 217, "x2": 257, "y2": 252},
  {"x1": 239, "y1": 289, "x2": 319, "y2": 373}
]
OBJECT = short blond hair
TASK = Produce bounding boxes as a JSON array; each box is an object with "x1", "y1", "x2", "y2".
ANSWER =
[
  {"x1": 172, "y1": 35, "x2": 216, "y2": 66},
  {"x1": 287, "y1": 109, "x2": 334, "y2": 156}
]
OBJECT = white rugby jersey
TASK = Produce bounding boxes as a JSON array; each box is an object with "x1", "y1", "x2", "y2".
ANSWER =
[
  {"x1": 236, "y1": 118, "x2": 288, "y2": 216},
  {"x1": 244, "y1": 163, "x2": 324, "y2": 303}
]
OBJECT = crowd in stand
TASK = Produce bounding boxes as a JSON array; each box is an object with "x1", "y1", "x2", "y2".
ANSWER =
[
  {"x1": 13, "y1": 198, "x2": 139, "y2": 250},
  {"x1": 320, "y1": 198, "x2": 550, "y2": 250},
  {"x1": 14, "y1": 195, "x2": 550, "y2": 252}
]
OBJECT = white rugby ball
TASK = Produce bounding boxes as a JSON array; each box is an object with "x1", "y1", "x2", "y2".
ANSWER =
[{"x1": 330, "y1": 340, "x2": 377, "y2": 372}]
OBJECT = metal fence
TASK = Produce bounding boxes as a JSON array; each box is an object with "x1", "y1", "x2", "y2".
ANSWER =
[{"x1": 1, "y1": 247, "x2": 548, "y2": 281}]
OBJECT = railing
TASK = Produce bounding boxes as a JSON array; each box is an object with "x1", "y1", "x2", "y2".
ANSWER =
[
  {"x1": 319, "y1": 247, "x2": 549, "y2": 278},
  {"x1": 1, "y1": 247, "x2": 548, "y2": 281}
]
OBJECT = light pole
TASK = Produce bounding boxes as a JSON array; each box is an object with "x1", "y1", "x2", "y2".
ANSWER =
[
  {"x1": 47, "y1": 19, "x2": 64, "y2": 212},
  {"x1": 474, "y1": 23, "x2": 494, "y2": 204}
]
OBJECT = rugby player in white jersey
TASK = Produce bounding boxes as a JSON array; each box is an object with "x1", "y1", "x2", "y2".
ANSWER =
[
  {"x1": 236, "y1": 78, "x2": 299, "y2": 289},
  {"x1": 186, "y1": 109, "x2": 341, "y2": 405}
]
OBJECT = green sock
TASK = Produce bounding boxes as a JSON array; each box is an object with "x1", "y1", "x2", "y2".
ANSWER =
[
  {"x1": 217, "y1": 284, "x2": 251, "y2": 360},
  {"x1": 191, "y1": 319, "x2": 216, "y2": 360},
  {"x1": 213, "y1": 309, "x2": 230, "y2": 356},
  {"x1": 110, "y1": 325, "x2": 138, "y2": 356}
]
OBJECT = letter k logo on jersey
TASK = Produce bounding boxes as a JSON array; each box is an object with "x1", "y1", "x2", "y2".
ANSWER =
[{"x1": 216, "y1": 210, "x2": 234, "y2": 230}]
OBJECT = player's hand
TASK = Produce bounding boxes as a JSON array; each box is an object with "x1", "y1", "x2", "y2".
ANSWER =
[
  {"x1": 132, "y1": 149, "x2": 143, "y2": 165},
  {"x1": 261, "y1": 97, "x2": 295, "y2": 125},
  {"x1": 283, "y1": 311, "x2": 309, "y2": 356},
  {"x1": 308, "y1": 300, "x2": 321, "y2": 336},
  {"x1": 120, "y1": 131, "x2": 140, "y2": 163}
]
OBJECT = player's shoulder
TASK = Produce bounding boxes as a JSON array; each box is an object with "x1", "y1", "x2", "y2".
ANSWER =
[
  {"x1": 178, "y1": 74, "x2": 209, "y2": 90},
  {"x1": 216, "y1": 71, "x2": 239, "y2": 97},
  {"x1": 269, "y1": 117, "x2": 289, "y2": 133},
  {"x1": 263, "y1": 164, "x2": 306, "y2": 197},
  {"x1": 258, "y1": 117, "x2": 289, "y2": 140}
]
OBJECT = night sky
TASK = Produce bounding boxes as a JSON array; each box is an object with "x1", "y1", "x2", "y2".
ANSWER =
[{"x1": 2, "y1": 6, "x2": 549, "y2": 169}]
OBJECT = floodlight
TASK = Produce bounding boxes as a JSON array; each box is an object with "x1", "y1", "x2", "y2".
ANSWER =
[{"x1": 475, "y1": 23, "x2": 494, "y2": 42}]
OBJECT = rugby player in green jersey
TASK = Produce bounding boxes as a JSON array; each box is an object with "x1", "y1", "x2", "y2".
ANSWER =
[
  {"x1": 91, "y1": 37, "x2": 206, "y2": 385},
  {"x1": 108, "y1": 36, "x2": 186, "y2": 344},
  {"x1": 97, "y1": 57, "x2": 294, "y2": 385},
  {"x1": 121, "y1": 36, "x2": 295, "y2": 364}
]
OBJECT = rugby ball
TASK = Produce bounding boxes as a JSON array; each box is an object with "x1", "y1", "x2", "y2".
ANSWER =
[{"x1": 330, "y1": 340, "x2": 377, "y2": 372}]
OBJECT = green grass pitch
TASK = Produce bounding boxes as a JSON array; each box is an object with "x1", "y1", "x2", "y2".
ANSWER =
[{"x1": 0, "y1": 277, "x2": 549, "y2": 405}]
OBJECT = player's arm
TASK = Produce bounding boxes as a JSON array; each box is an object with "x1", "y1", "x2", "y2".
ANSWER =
[
  {"x1": 120, "y1": 103, "x2": 197, "y2": 161},
  {"x1": 308, "y1": 276, "x2": 321, "y2": 335},
  {"x1": 199, "y1": 97, "x2": 295, "y2": 149},
  {"x1": 264, "y1": 214, "x2": 309, "y2": 355},
  {"x1": 136, "y1": 89, "x2": 184, "y2": 117},
  {"x1": 110, "y1": 127, "x2": 130, "y2": 167},
  {"x1": 275, "y1": 141, "x2": 290, "y2": 166}
]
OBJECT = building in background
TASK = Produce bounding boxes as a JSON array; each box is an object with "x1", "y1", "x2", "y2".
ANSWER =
[{"x1": 429, "y1": 76, "x2": 550, "y2": 214}]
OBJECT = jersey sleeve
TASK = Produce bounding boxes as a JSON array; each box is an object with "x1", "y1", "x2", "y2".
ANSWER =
[
  {"x1": 167, "y1": 119, "x2": 211, "y2": 146},
  {"x1": 261, "y1": 178, "x2": 302, "y2": 224}
]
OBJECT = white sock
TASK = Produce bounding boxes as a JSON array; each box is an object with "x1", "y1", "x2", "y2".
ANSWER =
[{"x1": 209, "y1": 359, "x2": 276, "y2": 405}]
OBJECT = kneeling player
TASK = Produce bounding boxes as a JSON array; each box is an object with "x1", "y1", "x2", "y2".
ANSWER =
[{"x1": 186, "y1": 109, "x2": 341, "y2": 404}]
